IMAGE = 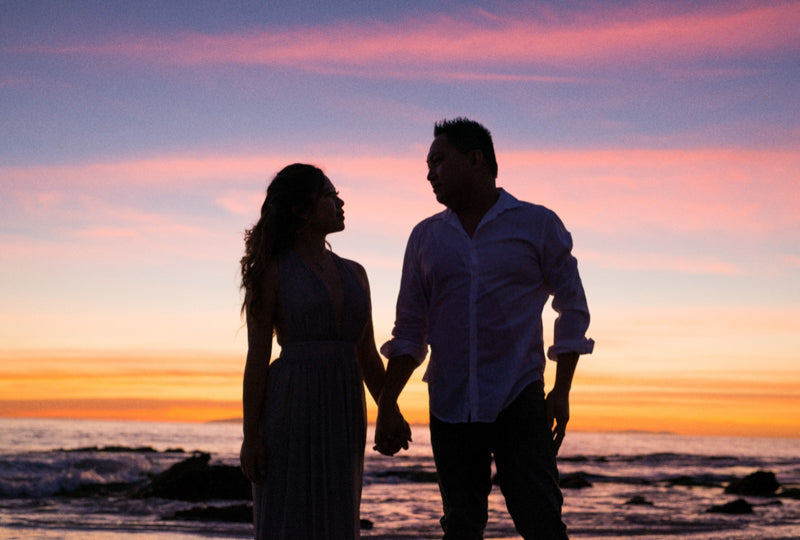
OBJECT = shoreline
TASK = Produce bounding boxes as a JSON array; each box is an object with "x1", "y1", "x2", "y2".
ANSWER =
[{"x1": 2, "y1": 421, "x2": 799, "y2": 540}]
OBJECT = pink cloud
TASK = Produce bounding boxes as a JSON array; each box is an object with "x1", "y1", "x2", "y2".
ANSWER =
[
  {"x1": 72, "y1": 227, "x2": 138, "y2": 239},
  {"x1": 19, "y1": 3, "x2": 800, "y2": 79},
  {"x1": 499, "y1": 148, "x2": 800, "y2": 238},
  {"x1": 215, "y1": 190, "x2": 263, "y2": 217},
  {"x1": 62, "y1": 203, "x2": 236, "y2": 262},
  {"x1": 580, "y1": 249, "x2": 743, "y2": 275},
  {"x1": 2, "y1": 146, "x2": 796, "y2": 266}
]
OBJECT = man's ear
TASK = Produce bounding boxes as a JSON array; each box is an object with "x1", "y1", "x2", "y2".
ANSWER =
[{"x1": 467, "y1": 148, "x2": 485, "y2": 170}]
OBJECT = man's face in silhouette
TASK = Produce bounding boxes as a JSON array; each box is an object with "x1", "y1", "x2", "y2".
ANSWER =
[{"x1": 426, "y1": 135, "x2": 476, "y2": 211}]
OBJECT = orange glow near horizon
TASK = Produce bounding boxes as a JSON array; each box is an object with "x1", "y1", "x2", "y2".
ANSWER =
[
  {"x1": 566, "y1": 373, "x2": 800, "y2": 439},
  {"x1": 0, "y1": 399, "x2": 241, "y2": 424},
  {"x1": 1, "y1": 352, "x2": 799, "y2": 438}
]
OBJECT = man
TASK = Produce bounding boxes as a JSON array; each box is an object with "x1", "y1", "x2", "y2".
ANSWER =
[{"x1": 376, "y1": 118, "x2": 594, "y2": 539}]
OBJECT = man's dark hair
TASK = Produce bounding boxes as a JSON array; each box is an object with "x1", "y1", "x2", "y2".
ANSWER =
[{"x1": 434, "y1": 117, "x2": 498, "y2": 179}]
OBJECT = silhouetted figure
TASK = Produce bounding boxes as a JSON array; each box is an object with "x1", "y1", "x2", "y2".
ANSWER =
[
  {"x1": 239, "y1": 164, "x2": 409, "y2": 540},
  {"x1": 376, "y1": 119, "x2": 594, "y2": 539}
]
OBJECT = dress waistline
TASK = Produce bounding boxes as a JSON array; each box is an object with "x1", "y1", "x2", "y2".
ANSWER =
[{"x1": 278, "y1": 340, "x2": 357, "y2": 359}]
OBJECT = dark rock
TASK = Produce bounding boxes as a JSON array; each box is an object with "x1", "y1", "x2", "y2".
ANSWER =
[
  {"x1": 360, "y1": 519, "x2": 374, "y2": 530},
  {"x1": 666, "y1": 475, "x2": 723, "y2": 488},
  {"x1": 559, "y1": 455, "x2": 607, "y2": 463},
  {"x1": 560, "y1": 472, "x2": 592, "y2": 489},
  {"x1": 559, "y1": 455, "x2": 589, "y2": 463},
  {"x1": 61, "y1": 481, "x2": 140, "y2": 498},
  {"x1": 624, "y1": 495, "x2": 653, "y2": 506},
  {"x1": 778, "y1": 487, "x2": 800, "y2": 500},
  {"x1": 65, "y1": 445, "x2": 159, "y2": 453},
  {"x1": 707, "y1": 498, "x2": 753, "y2": 514},
  {"x1": 725, "y1": 470, "x2": 780, "y2": 496},
  {"x1": 171, "y1": 503, "x2": 252, "y2": 522},
  {"x1": 135, "y1": 452, "x2": 251, "y2": 501}
]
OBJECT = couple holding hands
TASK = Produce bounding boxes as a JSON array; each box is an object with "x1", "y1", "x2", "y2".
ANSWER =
[{"x1": 239, "y1": 118, "x2": 594, "y2": 540}]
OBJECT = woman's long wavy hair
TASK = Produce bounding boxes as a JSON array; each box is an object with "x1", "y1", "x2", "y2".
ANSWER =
[{"x1": 240, "y1": 163, "x2": 327, "y2": 321}]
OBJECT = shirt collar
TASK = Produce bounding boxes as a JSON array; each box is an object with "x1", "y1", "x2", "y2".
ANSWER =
[
  {"x1": 441, "y1": 188, "x2": 521, "y2": 227},
  {"x1": 488, "y1": 188, "x2": 522, "y2": 217}
]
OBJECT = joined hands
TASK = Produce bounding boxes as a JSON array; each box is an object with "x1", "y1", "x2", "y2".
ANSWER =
[{"x1": 374, "y1": 402, "x2": 412, "y2": 456}]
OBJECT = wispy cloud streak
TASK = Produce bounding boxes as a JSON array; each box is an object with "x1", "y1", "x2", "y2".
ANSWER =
[
  {"x1": 15, "y1": 3, "x2": 800, "y2": 79},
  {"x1": 3, "y1": 147, "x2": 796, "y2": 240},
  {"x1": 581, "y1": 250, "x2": 743, "y2": 275},
  {"x1": 502, "y1": 148, "x2": 800, "y2": 237}
]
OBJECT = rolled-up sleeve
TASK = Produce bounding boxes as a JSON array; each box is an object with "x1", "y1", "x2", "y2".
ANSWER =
[
  {"x1": 540, "y1": 211, "x2": 595, "y2": 360},
  {"x1": 380, "y1": 227, "x2": 430, "y2": 365}
]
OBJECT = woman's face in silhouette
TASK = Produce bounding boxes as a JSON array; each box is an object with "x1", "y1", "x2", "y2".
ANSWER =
[{"x1": 305, "y1": 177, "x2": 345, "y2": 235}]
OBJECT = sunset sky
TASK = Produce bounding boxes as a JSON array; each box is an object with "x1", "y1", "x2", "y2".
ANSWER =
[{"x1": 1, "y1": 1, "x2": 798, "y2": 438}]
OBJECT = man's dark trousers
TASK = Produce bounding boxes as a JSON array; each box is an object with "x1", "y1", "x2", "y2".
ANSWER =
[{"x1": 430, "y1": 381, "x2": 568, "y2": 540}]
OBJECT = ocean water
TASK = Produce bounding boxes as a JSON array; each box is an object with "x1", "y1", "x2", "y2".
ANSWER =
[{"x1": 0, "y1": 418, "x2": 798, "y2": 539}]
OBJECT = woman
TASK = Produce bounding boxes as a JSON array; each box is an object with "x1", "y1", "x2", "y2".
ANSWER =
[{"x1": 239, "y1": 163, "x2": 408, "y2": 539}]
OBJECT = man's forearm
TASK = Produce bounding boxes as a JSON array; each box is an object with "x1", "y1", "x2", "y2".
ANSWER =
[
  {"x1": 379, "y1": 354, "x2": 418, "y2": 406},
  {"x1": 552, "y1": 352, "x2": 579, "y2": 393}
]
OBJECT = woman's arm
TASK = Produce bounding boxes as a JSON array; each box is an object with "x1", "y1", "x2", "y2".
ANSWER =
[
  {"x1": 357, "y1": 316, "x2": 387, "y2": 404},
  {"x1": 350, "y1": 261, "x2": 386, "y2": 402},
  {"x1": 350, "y1": 260, "x2": 411, "y2": 455},
  {"x1": 240, "y1": 263, "x2": 278, "y2": 484}
]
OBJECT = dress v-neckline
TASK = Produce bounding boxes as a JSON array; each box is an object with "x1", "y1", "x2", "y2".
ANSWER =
[{"x1": 295, "y1": 250, "x2": 345, "y2": 337}]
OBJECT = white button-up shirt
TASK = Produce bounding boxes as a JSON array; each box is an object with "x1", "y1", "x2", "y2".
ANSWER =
[{"x1": 381, "y1": 189, "x2": 594, "y2": 423}]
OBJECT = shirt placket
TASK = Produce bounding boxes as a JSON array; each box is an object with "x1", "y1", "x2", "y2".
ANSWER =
[{"x1": 468, "y1": 240, "x2": 480, "y2": 421}]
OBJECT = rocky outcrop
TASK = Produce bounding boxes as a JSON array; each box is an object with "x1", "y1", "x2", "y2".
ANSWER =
[
  {"x1": 724, "y1": 470, "x2": 780, "y2": 496},
  {"x1": 560, "y1": 471, "x2": 592, "y2": 489},
  {"x1": 624, "y1": 495, "x2": 653, "y2": 506},
  {"x1": 707, "y1": 498, "x2": 753, "y2": 514},
  {"x1": 134, "y1": 452, "x2": 251, "y2": 501}
]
